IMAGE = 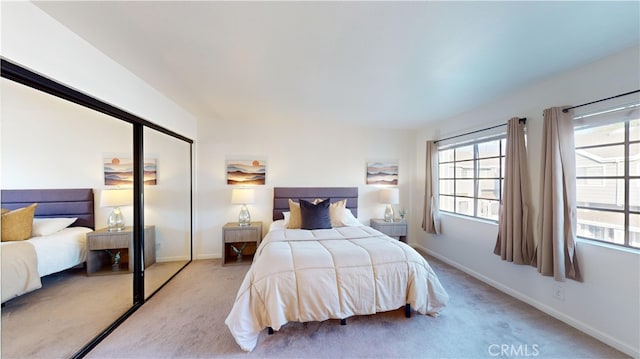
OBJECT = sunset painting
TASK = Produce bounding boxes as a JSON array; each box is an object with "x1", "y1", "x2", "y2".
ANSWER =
[
  {"x1": 367, "y1": 162, "x2": 398, "y2": 185},
  {"x1": 227, "y1": 160, "x2": 266, "y2": 185},
  {"x1": 104, "y1": 157, "x2": 157, "y2": 186}
]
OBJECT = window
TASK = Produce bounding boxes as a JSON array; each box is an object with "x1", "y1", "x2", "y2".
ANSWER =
[
  {"x1": 438, "y1": 137, "x2": 506, "y2": 221},
  {"x1": 575, "y1": 104, "x2": 639, "y2": 249}
]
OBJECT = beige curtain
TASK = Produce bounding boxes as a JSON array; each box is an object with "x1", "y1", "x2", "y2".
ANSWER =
[
  {"x1": 494, "y1": 117, "x2": 534, "y2": 265},
  {"x1": 533, "y1": 107, "x2": 582, "y2": 282},
  {"x1": 422, "y1": 140, "x2": 441, "y2": 234}
]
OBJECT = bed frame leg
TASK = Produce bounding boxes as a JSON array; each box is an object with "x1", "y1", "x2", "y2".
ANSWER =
[
  {"x1": 340, "y1": 319, "x2": 346, "y2": 325},
  {"x1": 268, "y1": 327, "x2": 274, "y2": 335},
  {"x1": 405, "y1": 303, "x2": 411, "y2": 318}
]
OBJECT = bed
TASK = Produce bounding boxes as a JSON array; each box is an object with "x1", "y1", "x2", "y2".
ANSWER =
[
  {"x1": 225, "y1": 187, "x2": 449, "y2": 351},
  {"x1": 1, "y1": 188, "x2": 94, "y2": 303}
]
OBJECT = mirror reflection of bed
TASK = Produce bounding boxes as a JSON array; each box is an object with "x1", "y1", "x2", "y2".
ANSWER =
[{"x1": 0, "y1": 73, "x2": 192, "y2": 357}]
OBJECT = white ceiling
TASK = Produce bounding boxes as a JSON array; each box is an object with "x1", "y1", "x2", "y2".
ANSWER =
[{"x1": 35, "y1": 1, "x2": 639, "y2": 129}]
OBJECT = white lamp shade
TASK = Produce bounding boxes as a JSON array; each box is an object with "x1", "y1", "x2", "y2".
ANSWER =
[
  {"x1": 231, "y1": 188, "x2": 255, "y2": 204},
  {"x1": 378, "y1": 188, "x2": 399, "y2": 204},
  {"x1": 100, "y1": 188, "x2": 133, "y2": 208}
]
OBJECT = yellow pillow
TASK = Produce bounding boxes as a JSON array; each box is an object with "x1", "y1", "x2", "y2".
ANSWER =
[
  {"x1": 1, "y1": 203, "x2": 38, "y2": 242},
  {"x1": 287, "y1": 199, "x2": 302, "y2": 229}
]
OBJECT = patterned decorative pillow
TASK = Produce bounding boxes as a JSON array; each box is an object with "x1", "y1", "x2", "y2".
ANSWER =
[{"x1": 1, "y1": 203, "x2": 38, "y2": 242}]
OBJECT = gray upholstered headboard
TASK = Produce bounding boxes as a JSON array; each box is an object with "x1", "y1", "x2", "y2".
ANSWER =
[
  {"x1": 1, "y1": 188, "x2": 95, "y2": 230},
  {"x1": 273, "y1": 187, "x2": 358, "y2": 221}
]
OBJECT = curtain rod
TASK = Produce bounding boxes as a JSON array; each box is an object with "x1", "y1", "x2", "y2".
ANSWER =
[
  {"x1": 562, "y1": 89, "x2": 640, "y2": 113},
  {"x1": 434, "y1": 118, "x2": 526, "y2": 144}
]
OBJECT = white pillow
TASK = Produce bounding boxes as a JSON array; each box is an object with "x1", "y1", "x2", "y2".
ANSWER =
[
  {"x1": 328, "y1": 207, "x2": 360, "y2": 227},
  {"x1": 340, "y1": 208, "x2": 361, "y2": 226},
  {"x1": 32, "y1": 217, "x2": 77, "y2": 236},
  {"x1": 282, "y1": 211, "x2": 290, "y2": 226}
]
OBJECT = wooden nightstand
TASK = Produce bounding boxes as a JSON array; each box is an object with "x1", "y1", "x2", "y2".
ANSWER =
[
  {"x1": 86, "y1": 225, "x2": 156, "y2": 275},
  {"x1": 370, "y1": 219, "x2": 407, "y2": 242},
  {"x1": 222, "y1": 222, "x2": 262, "y2": 266}
]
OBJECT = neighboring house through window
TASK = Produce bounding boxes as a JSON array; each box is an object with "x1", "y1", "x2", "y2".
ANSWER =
[
  {"x1": 438, "y1": 136, "x2": 506, "y2": 222},
  {"x1": 574, "y1": 103, "x2": 639, "y2": 249}
]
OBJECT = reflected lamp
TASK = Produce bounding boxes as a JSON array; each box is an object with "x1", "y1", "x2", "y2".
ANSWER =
[
  {"x1": 231, "y1": 188, "x2": 255, "y2": 226},
  {"x1": 378, "y1": 188, "x2": 399, "y2": 222},
  {"x1": 100, "y1": 188, "x2": 133, "y2": 232}
]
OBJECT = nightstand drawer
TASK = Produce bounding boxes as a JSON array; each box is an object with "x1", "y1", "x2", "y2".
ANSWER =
[
  {"x1": 377, "y1": 224, "x2": 407, "y2": 237},
  {"x1": 369, "y1": 218, "x2": 407, "y2": 243},
  {"x1": 88, "y1": 234, "x2": 130, "y2": 249},
  {"x1": 225, "y1": 228, "x2": 260, "y2": 243}
]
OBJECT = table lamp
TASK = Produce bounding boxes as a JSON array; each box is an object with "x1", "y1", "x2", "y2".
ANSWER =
[
  {"x1": 100, "y1": 188, "x2": 133, "y2": 231},
  {"x1": 379, "y1": 188, "x2": 399, "y2": 222},
  {"x1": 231, "y1": 188, "x2": 255, "y2": 226}
]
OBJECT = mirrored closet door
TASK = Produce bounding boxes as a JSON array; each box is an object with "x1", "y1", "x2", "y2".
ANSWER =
[
  {"x1": 1, "y1": 59, "x2": 193, "y2": 358},
  {"x1": 0, "y1": 77, "x2": 134, "y2": 358},
  {"x1": 143, "y1": 127, "x2": 192, "y2": 298}
]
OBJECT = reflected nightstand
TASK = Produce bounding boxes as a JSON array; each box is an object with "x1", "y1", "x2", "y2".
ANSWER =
[{"x1": 86, "y1": 225, "x2": 156, "y2": 275}]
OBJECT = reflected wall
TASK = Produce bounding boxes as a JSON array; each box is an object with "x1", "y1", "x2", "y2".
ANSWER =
[{"x1": 143, "y1": 127, "x2": 192, "y2": 297}]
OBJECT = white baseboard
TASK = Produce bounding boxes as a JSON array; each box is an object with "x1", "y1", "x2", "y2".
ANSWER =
[
  {"x1": 156, "y1": 255, "x2": 190, "y2": 263},
  {"x1": 414, "y1": 244, "x2": 639, "y2": 358},
  {"x1": 156, "y1": 254, "x2": 222, "y2": 262},
  {"x1": 194, "y1": 253, "x2": 221, "y2": 260}
]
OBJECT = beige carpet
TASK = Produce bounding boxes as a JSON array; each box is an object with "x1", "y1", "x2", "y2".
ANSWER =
[
  {"x1": 1, "y1": 261, "x2": 186, "y2": 359},
  {"x1": 86, "y1": 256, "x2": 628, "y2": 359}
]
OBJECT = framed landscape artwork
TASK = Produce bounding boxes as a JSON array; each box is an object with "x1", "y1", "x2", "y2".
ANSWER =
[
  {"x1": 104, "y1": 157, "x2": 157, "y2": 186},
  {"x1": 366, "y1": 161, "x2": 398, "y2": 186},
  {"x1": 227, "y1": 159, "x2": 266, "y2": 185}
]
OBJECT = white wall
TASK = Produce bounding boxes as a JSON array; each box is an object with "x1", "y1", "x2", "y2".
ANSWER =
[
  {"x1": 195, "y1": 117, "x2": 414, "y2": 259},
  {"x1": 413, "y1": 45, "x2": 640, "y2": 357},
  {"x1": 0, "y1": 1, "x2": 197, "y2": 140},
  {"x1": 1, "y1": 2, "x2": 196, "y2": 262}
]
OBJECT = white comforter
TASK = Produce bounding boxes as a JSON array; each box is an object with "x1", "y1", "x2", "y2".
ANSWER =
[
  {"x1": 1, "y1": 227, "x2": 90, "y2": 303},
  {"x1": 225, "y1": 225, "x2": 449, "y2": 351},
  {"x1": 30, "y1": 226, "x2": 90, "y2": 277}
]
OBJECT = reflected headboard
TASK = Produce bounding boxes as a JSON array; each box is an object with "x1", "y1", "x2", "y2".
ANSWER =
[
  {"x1": 273, "y1": 187, "x2": 358, "y2": 221},
  {"x1": 1, "y1": 188, "x2": 95, "y2": 230}
]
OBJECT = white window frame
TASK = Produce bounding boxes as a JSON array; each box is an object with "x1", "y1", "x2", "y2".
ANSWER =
[
  {"x1": 574, "y1": 102, "x2": 640, "y2": 250},
  {"x1": 438, "y1": 134, "x2": 506, "y2": 222}
]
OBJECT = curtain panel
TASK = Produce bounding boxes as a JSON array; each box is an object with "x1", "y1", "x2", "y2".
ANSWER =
[
  {"x1": 494, "y1": 117, "x2": 535, "y2": 265},
  {"x1": 534, "y1": 107, "x2": 582, "y2": 282},
  {"x1": 422, "y1": 140, "x2": 441, "y2": 234}
]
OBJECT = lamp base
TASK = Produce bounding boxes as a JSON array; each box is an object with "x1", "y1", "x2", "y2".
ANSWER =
[
  {"x1": 238, "y1": 204, "x2": 251, "y2": 227},
  {"x1": 384, "y1": 204, "x2": 395, "y2": 222},
  {"x1": 107, "y1": 207, "x2": 126, "y2": 231}
]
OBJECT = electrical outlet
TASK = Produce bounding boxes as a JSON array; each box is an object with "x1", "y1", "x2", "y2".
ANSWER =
[{"x1": 553, "y1": 284, "x2": 565, "y2": 301}]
